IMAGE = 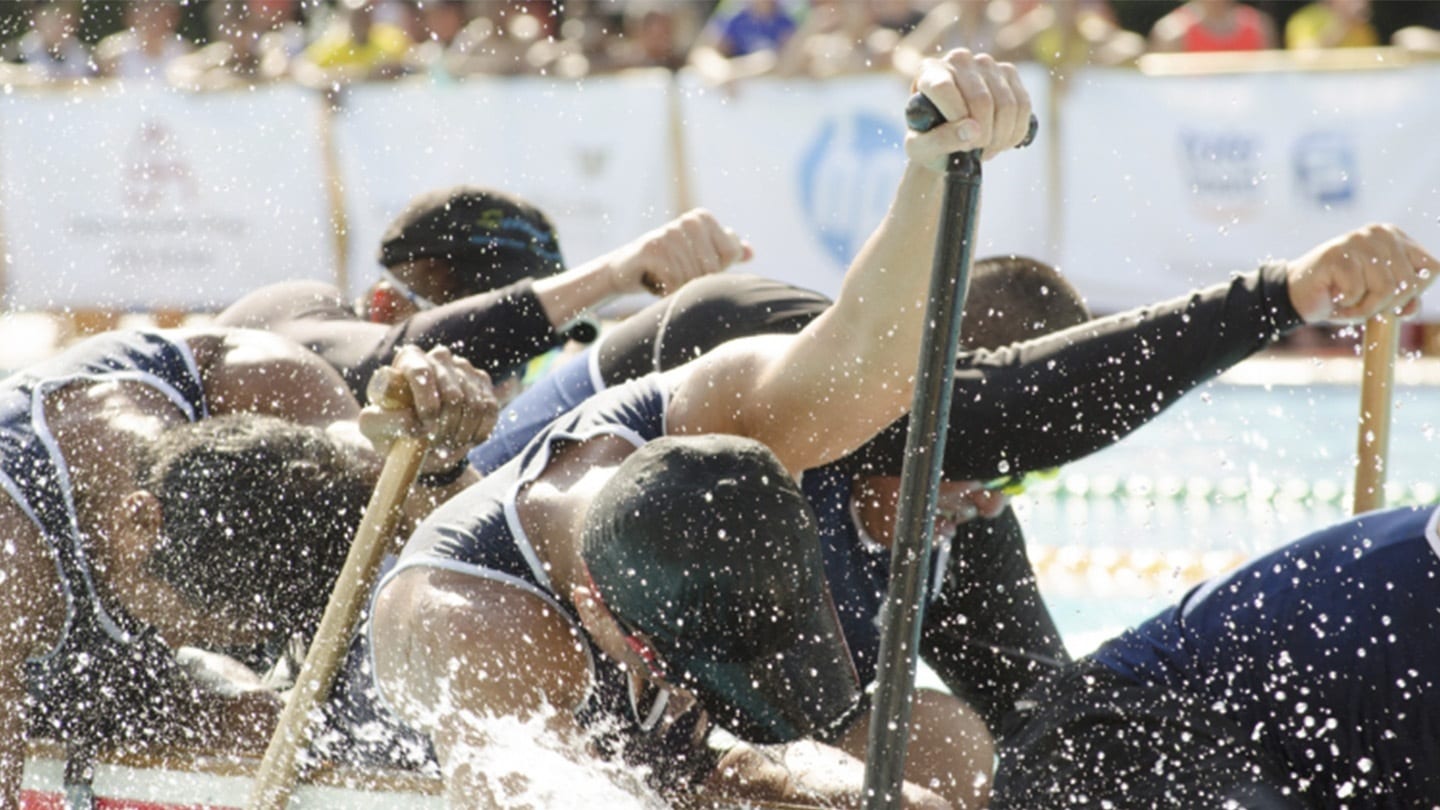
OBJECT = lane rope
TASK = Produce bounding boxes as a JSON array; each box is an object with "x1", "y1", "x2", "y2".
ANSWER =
[{"x1": 1024, "y1": 473, "x2": 1437, "y2": 508}]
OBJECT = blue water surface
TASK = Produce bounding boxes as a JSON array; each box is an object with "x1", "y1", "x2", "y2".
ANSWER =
[{"x1": 1008, "y1": 377, "x2": 1440, "y2": 654}]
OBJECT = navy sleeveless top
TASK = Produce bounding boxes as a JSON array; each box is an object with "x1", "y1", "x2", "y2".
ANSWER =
[
  {"x1": 1093, "y1": 505, "x2": 1440, "y2": 805},
  {"x1": 0, "y1": 330, "x2": 209, "y2": 750},
  {"x1": 386, "y1": 375, "x2": 714, "y2": 789}
]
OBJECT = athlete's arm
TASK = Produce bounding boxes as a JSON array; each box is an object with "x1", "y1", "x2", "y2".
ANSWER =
[
  {"x1": 0, "y1": 504, "x2": 64, "y2": 809},
  {"x1": 396, "y1": 210, "x2": 748, "y2": 381},
  {"x1": 892, "y1": 225, "x2": 1439, "y2": 481},
  {"x1": 669, "y1": 50, "x2": 1033, "y2": 473},
  {"x1": 0, "y1": 638, "x2": 27, "y2": 810},
  {"x1": 365, "y1": 280, "x2": 563, "y2": 387},
  {"x1": 700, "y1": 740, "x2": 949, "y2": 809},
  {"x1": 531, "y1": 208, "x2": 752, "y2": 326},
  {"x1": 216, "y1": 279, "x2": 567, "y2": 398},
  {"x1": 919, "y1": 508, "x2": 1068, "y2": 736},
  {"x1": 879, "y1": 264, "x2": 1302, "y2": 480}
]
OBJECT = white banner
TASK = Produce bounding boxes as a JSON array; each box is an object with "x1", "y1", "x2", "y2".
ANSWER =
[
  {"x1": 1059, "y1": 65, "x2": 1440, "y2": 314},
  {"x1": 0, "y1": 84, "x2": 334, "y2": 310},
  {"x1": 333, "y1": 71, "x2": 677, "y2": 302},
  {"x1": 678, "y1": 66, "x2": 1053, "y2": 299}
]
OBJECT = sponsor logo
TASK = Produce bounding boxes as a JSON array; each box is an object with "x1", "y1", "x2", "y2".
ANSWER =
[
  {"x1": 122, "y1": 120, "x2": 197, "y2": 212},
  {"x1": 1179, "y1": 129, "x2": 1263, "y2": 217},
  {"x1": 576, "y1": 146, "x2": 609, "y2": 177},
  {"x1": 797, "y1": 111, "x2": 905, "y2": 268},
  {"x1": 1292, "y1": 130, "x2": 1356, "y2": 208}
]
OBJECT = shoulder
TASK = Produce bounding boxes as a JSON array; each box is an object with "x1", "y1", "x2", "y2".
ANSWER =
[
  {"x1": 180, "y1": 326, "x2": 320, "y2": 368},
  {"x1": 180, "y1": 327, "x2": 359, "y2": 421},
  {"x1": 214, "y1": 280, "x2": 353, "y2": 330},
  {"x1": 662, "y1": 334, "x2": 783, "y2": 439}
]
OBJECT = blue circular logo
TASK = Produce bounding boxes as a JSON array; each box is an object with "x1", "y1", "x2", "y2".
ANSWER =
[{"x1": 797, "y1": 112, "x2": 906, "y2": 269}]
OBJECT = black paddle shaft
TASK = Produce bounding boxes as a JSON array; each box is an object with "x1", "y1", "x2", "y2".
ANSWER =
[{"x1": 861, "y1": 95, "x2": 1037, "y2": 810}]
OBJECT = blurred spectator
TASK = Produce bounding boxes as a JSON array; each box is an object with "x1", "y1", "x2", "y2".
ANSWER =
[
  {"x1": 705, "y1": 0, "x2": 799, "y2": 57},
  {"x1": 871, "y1": 0, "x2": 927, "y2": 37},
  {"x1": 605, "y1": 1, "x2": 701, "y2": 72},
  {"x1": 406, "y1": 0, "x2": 473, "y2": 77},
  {"x1": 95, "y1": 0, "x2": 194, "y2": 81},
  {"x1": 1148, "y1": 0, "x2": 1277, "y2": 53},
  {"x1": 776, "y1": 0, "x2": 883, "y2": 78},
  {"x1": 845, "y1": 0, "x2": 926, "y2": 76},
  {"x1": 995, "y1": 0, "x2": 1144, "y2": 68},
  {"x1": 1285, "y1": 0, "x2": 1378, "y2": 50},
  {"x1": 375, "y1": 0, "x2": 426, "y2": 41},
  {"x1": 247, "y1": 0, "x2": 310, "y2": 58},
  {"x1": 891, "y1": 0, "x2": 1009, "y2": 78},
  {"x1": 1, "y1": 0, "x2": 95, "y2": 83},
  {"x1": 689, "y1": 0, "x2": 800, "y2": 85},
  {"x1": 292, "y1": 0, "x2": 413, "y2": 87},
  {"x1": 525, "y1": 0, "x2": 614, "y2": 78},
  {"x1": 1393, "y1": 22, "x2": 1440, "y2": 54},
  {"x1": 168, "y1": 1, "x2": 293, "y2": 90},
  {"x1": 444, "y1": 0, "x2": 557, "y2": 76}
]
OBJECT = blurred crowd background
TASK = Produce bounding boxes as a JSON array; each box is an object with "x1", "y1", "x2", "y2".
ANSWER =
[
  {"x1": 2, "y1": 0, "x2": 1440, "y2": 92},
  {"x1": 4, "y1": 0, "x2": 1440, "y2": 362}
]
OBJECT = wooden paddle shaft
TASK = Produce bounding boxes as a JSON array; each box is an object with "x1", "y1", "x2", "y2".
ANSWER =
[
  {"x1": 1353, "y1": 313, "x2": 1400, "y2": 515},
  {"x1": 251, "y1": 380, "x2": 427, "y2": 810}
]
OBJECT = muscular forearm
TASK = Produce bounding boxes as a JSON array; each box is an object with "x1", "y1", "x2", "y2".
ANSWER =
[
  {"x1": 748, "y1": 164, "x2": 945, "y2": 469},
  {"x1": 862, "y1": 263, "x2": 1301, "y2": 480},
  {"x1": 532, "y1": 259, "x2": 622, "y2": 328},
  {"x1": 827, "y1": 163, "x2": 945, "y2": 390}
]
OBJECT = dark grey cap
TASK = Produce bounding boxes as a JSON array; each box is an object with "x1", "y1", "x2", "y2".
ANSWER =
[
  {"x1": 582, "y1": 434, "x2": 863, "y2": 744},
  {"x1": 378, "y1": 185, "x2": 565, "y2": 298}
]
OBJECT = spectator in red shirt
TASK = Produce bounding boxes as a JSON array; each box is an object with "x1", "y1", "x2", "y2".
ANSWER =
[{"x1": 1148, "y1": 0, "x2": 1277, "y2": 53}]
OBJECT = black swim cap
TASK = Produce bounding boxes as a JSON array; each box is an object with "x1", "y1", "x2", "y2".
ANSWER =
[
  {"x1": 378, "y1": 186, "x2": 566, "y2": 297},
  {"x1": 582, "y1": 434, "x2": 863, "y2": 744}
]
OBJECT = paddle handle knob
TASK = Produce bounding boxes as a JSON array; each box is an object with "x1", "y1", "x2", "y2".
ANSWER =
[
  {"x1": 367, "y1": 367, "x2": 416, "y2": 411},
  {"x1": 905, "y1": 93, "x2": 1039, "y2": 147}
]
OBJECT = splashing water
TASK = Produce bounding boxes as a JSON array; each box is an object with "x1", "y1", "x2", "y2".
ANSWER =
[{"x1": 437, "y1": 708, "x2": 672, "y2": 810}]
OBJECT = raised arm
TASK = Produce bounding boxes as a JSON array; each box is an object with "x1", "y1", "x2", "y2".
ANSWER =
[
  {"x1": 222, "y1": 210, "x2": 750, "y2": 401},
  {"x1": 531, "y1": 208, "x2": 752, "y2": 325},
  {"x1": 871, "y1": 224, "x2": 1439, "y2": 481},
  {"x1": 669, "y1": 50, "x2": 1033, "y2": 473},
  {"x1": 392, "y1": 209, "x2": 750, "y2": 368}
]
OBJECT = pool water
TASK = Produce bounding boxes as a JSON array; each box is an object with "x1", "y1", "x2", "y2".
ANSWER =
[{"x1": 1004, "y1": 377, "x2": 1440, "y2": 655}]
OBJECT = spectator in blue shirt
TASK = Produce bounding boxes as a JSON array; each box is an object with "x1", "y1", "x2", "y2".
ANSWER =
[{"x1": 689, "y1": 0, "x2": 800, "y2": 85}]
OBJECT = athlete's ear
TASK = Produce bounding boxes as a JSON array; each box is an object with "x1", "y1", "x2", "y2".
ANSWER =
[{"x1": 117, "y1": 490, "x2": 162, "y2": 533}]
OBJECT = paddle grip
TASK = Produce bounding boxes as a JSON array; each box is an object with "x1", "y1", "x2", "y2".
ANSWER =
[
  {"x1": 366, "y1": 367, "x2": 416, "y2": 411},
  {"x1": 905, "y1": 93, "x2": 1039, "y2": 146}
]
